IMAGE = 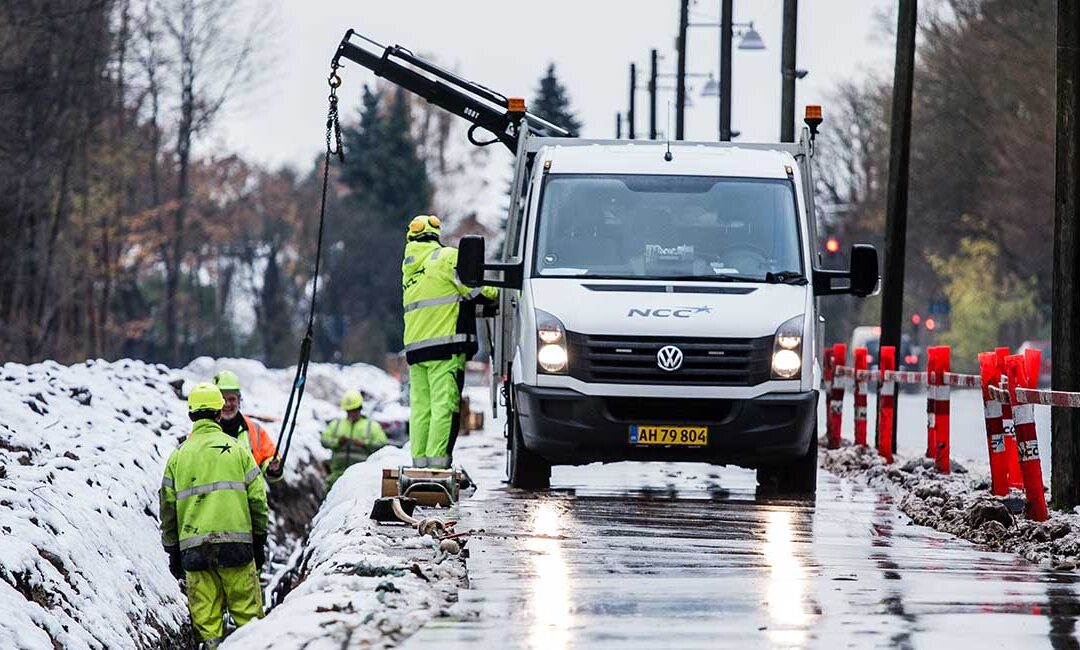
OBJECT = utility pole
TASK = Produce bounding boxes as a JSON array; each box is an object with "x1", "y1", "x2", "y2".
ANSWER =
[
  {"x1": 676, "y1": 0, "x2": 689, "y2": 139},
  {"x1": 779, "y1": 0, "x2": 798, "y2": 142},
  {"x1": 879, "y1": 0, "x2": 917, "y2": 447},
  {"x1": 1053, "y1": 0, "x2": 1080, "y2": 508},
  {"x1": 628, "y1": 63, "x2": 637, "y2": 140},
  {"x1": 616, "y1": 112, "x2": 622, "y2": 139},
  {"x1": 649, "y1": 49, "x2": 658, "y2": 139},
  {"x1": 719, "y1": 0, "x2": 733, "y2": 141}
]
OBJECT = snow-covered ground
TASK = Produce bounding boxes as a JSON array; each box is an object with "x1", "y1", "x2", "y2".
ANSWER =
[
  {"x1": 817, "y1": 384, "x2": 1080, "y2": 571},
  {"x1": 822, "y1": 443, "x2": 1080, "y2": 571},
  {"x1": 224, "y1": 445, "x2": 468, "y2": 650},
  {"x1": 0, "y1": 356, "x2": 405, "y2": 649}
]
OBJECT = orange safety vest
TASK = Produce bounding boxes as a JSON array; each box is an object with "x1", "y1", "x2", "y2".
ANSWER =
[{"x1": 241, "y1": 414, "x2": 278, "y2": 469}]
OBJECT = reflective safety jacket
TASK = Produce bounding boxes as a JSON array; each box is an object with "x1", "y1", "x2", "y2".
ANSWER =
[
  {"x1": 240, "y1": 414, "x2": 280, "y2": 482},
  {"x1": 160, "y1": 419, "x2": 269, "y2": 556},
  {"x1": 320, "y1": 417, "x2": 388, "y2": 466},
  {"x1": 402, "y1": 240, "x2": 498, "y2": 364}
]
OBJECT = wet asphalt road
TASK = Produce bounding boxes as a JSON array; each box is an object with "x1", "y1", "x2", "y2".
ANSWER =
[{"x1": 403, "y1": 417, "x2": 1080, "y2": 649}]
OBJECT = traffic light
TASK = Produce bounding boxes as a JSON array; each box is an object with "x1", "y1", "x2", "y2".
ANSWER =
[
  {"x1": 825, "y1": 237, "x2": 840, "y2": 254},
  {"x1": 911, "y1": 313, "x2": 921, "y2": 326},
  {"x1": 925, "y1": 317, "x2": 936, "y2": 331}
]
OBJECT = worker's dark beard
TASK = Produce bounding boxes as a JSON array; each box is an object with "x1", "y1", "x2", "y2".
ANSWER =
[{"x1": 220, "y1": 413, "x2": 243, "y2": 437}]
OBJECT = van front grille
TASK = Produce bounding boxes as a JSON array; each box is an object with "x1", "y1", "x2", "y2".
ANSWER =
[{"x1": 566, "y1": 332, "x2": 773, "y2": 386}]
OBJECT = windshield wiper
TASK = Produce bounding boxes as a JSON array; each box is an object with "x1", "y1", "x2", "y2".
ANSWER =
[
  {"x1": 764, "y1": 271, "x2": 809, "y2": 285},
  {"x1": 654, "y1": 273, "x2": 763, "y2": 283}
]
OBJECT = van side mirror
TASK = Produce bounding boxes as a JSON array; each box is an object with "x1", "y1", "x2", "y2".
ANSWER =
[
  {"x1": 456, "y1": 235, "x2": 524, "y2": 289},
  {"x1": 458, "y1": 236, "x2": 486, "y2": 287},
  {"x1": 848, "y1": 244, "x2": 879, "y2": 297},
  {"x1": 812, "y1": 243, "x2": 879, "y2": 297}
]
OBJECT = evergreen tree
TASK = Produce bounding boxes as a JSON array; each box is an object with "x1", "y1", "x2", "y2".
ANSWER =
[
  {"x1": 531, "y1": 64, "x2": 583, "y2": 136},
  {"x1": 321, "y1": 85, "x2": 432, "y2": 362}
]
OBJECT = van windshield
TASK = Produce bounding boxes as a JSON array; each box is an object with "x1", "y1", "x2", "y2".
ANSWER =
[{"x1": 533, "y1": 174, "x2": 803, "y2": 281}]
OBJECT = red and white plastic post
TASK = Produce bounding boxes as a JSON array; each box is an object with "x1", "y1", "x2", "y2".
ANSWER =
[
  {"x1": 978, "y1": 351, "x2": 1011, "y2": 496},
  {"x1": 996, "y1": 346, "x2": 1024, "y2": 490},
  {"x1": 876, "y1": 346, "x2": 896, "y2": 463},
  {"x1": 828, "y1": 343, "x2": 847, "y2": 449},
  {"x1": 824, "y1": 347, "x2": 837, "y2": 448},
  {"x1": 1005, "y1": 353, "x2": 1048, "y2": 522},
  {"x1": 933, "y1": 347, "x2": 951, "y2": 473},
  {"x1": 925, "y1": 346, "x2": 940, "y2": 459},
  {"x1": 854, "y1": 347, "x2": 869, "y2": 446}
]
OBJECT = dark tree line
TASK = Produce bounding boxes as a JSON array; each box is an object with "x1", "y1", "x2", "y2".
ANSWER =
[
  {"x1": 0, "y1": 3, "x2": 582, "y2": 369},
  {"x1": 819, "y1": 0, "x2": 1052, "y2": 365}
]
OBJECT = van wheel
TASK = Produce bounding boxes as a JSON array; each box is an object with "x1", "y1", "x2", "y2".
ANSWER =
[
  {"x1": 506, "y1": 402, "x2": 551, "y2": 490},
  {"x1": 756, "y1": 426, "x2": 818, "y2": 496}
]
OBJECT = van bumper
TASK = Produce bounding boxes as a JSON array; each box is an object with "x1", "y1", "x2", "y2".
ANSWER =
[{"x1": 515, "y1": 385, "x2": 817, "y2": 468}]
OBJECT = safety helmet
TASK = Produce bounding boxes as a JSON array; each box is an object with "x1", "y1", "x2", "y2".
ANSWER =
[
  {"x1": 212, "y1": 369, "x2": 242, "y2": 393},
  {"x1": 341, "y1": 389, "x2": 363, "y2": 412},
  {"x1": 188, "y1": 382, "x2": 225, "y2": 413},
  {"x1": 406, "y1": 214, "x2": 441, "y2": 241}
]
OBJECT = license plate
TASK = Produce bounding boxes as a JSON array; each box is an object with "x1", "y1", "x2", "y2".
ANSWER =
[{"x1": 629, "y1": 425, "x2": 708, "y2": 446}]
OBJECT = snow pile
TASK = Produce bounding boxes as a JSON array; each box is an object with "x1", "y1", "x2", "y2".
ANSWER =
[
  {"x1": 0, "y1": 356, "x2": 407, "y2": 649},
  {"x1": 224, "y1": 446, "x2": 467, "y2": 650},
  {"x1": 178, "y1": 357, "x2": 404, "y2": 574},
  {"x1": 822, "y1": 444, "x2": 1080, "y2": 570},
  {"x1": 0, "y1": 359, "x2": 195, "y2": 649}
]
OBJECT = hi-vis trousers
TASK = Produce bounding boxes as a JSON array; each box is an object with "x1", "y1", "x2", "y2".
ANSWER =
[{"x1": 409, "y1": 353, "x2": 466, "y2": 469}]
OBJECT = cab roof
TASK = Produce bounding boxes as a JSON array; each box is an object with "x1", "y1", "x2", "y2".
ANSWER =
[{"x1": 536, "y1": 141, "x2": 798, "y2": 178}]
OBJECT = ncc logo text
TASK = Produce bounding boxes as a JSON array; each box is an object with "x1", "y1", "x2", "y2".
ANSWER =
[{"x1": 627, "y1": 306, "x2": 712, "y2": 319}]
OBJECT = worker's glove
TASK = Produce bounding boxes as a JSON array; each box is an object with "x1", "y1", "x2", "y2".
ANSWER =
[
  {"x1": 265, "y1": 458, "x2": 283, "y2": 481},
  {"x1": 253, "y1": 534, "x2": 267, "y2": 571},
  {"x1": 167, "y1": 548, "x2": 184, "y2": 581}
]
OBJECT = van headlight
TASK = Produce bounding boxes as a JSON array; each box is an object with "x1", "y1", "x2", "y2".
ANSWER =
[
  {"x1": 536, "y1": 309, "x2": 568, "y2": 374},
  {"x1": 771, "y1": 315, "x2": 803, "y2": 379}
]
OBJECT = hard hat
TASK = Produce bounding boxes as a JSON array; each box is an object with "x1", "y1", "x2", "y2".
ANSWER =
[
  {"x1": 341, "y1": 389, "x2": 363, "y2": 412},
  {"x1": 212, "y1": 369, "x2": 242, "y2": 393},
  {"x1": 406, "y1": 214, "x2": 441, "y2": 240},
  {"x1": 188, "y1": 382, "x2": 225, "y2": 413}
]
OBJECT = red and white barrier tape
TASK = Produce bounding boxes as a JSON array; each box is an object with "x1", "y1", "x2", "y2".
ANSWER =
[
  {"x1": 1015, "y1": 387, "x2": 1080, "y2": 408},
  {"x1": 856, "y1": 369, "x2": 881, "y2": 382},
  {"x1": 884, "y1": 370, "x2": 927, "y2": 385},
  {"x1": 874, "y1": 370, "x2": 978, "y2": 387},
  {"x1": 942, "y1": 372, "x2": 980, "y2": 388},
  {"x1": 988, "y1": 384, "x2": 1009, "y2": 403}
]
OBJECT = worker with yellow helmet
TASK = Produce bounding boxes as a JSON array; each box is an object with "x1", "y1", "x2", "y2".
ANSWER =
[
  {"x1": 160, "y1": 382, "x2": 267, "y2": 647},
  {"x1": 402, "y1": 214, "x2": 498, "y2": 469},
  {"x1": 211, "y1": 369, "x2": 282, "y2": 483},
  {"x1": 319, "y1": 389, "x2": 388, "y2": 490}
]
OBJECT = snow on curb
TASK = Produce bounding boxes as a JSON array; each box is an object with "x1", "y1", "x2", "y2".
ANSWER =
[
  {"x1": 224, "y1": 445, "x2": 467, "y2": 649},
  {"x1": 822, "y1": 443, "x2": 1080, "y2": 570}
]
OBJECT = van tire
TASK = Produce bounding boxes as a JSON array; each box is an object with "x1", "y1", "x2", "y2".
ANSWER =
[
  {"x1": 756, "y1": 427, "x2": 818, "y2": 495},
  {"x1": 506, "y1": 402, "x2": 551, "y2": 490}
]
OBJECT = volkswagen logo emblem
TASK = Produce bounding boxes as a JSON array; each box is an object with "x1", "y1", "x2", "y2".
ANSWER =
[{"x1": 657, "y1": 345, "x2": 684, "y2": 372}]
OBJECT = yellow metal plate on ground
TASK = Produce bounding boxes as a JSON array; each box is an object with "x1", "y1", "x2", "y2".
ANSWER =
[{"x1": 629, "y1": 425, "x2": 708, "y2": 446}]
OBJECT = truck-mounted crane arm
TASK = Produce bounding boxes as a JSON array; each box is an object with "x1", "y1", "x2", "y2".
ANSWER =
[{"x1": 333, "y1": 30, "x2": 570, "y2": 151}]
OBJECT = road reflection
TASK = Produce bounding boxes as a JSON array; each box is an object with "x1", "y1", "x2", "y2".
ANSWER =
[
  {"x1": 764, "y1": 509, "x2": 812, "y2": 647},
  {"x1": 526, "y1": 500, "x2": 573, "y2": 650}
]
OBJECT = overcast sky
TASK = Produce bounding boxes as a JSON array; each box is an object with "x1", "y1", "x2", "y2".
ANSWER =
[{"x1": 211, "y1": 0, "x2": 897, "y2": 171}]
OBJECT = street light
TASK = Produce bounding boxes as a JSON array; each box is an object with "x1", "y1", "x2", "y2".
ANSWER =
[{"x1": 688, "y1": 2, "x2": 766, "y2": 141}]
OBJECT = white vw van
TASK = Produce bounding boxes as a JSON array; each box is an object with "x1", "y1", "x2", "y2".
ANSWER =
[{"x1": 458, "y1": 130, "x2": 877, "y2": 494}]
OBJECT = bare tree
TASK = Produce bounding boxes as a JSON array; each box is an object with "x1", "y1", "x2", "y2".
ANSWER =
[{"x1": 150, "y1": 0, "x2": 264, "y2": 364}]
